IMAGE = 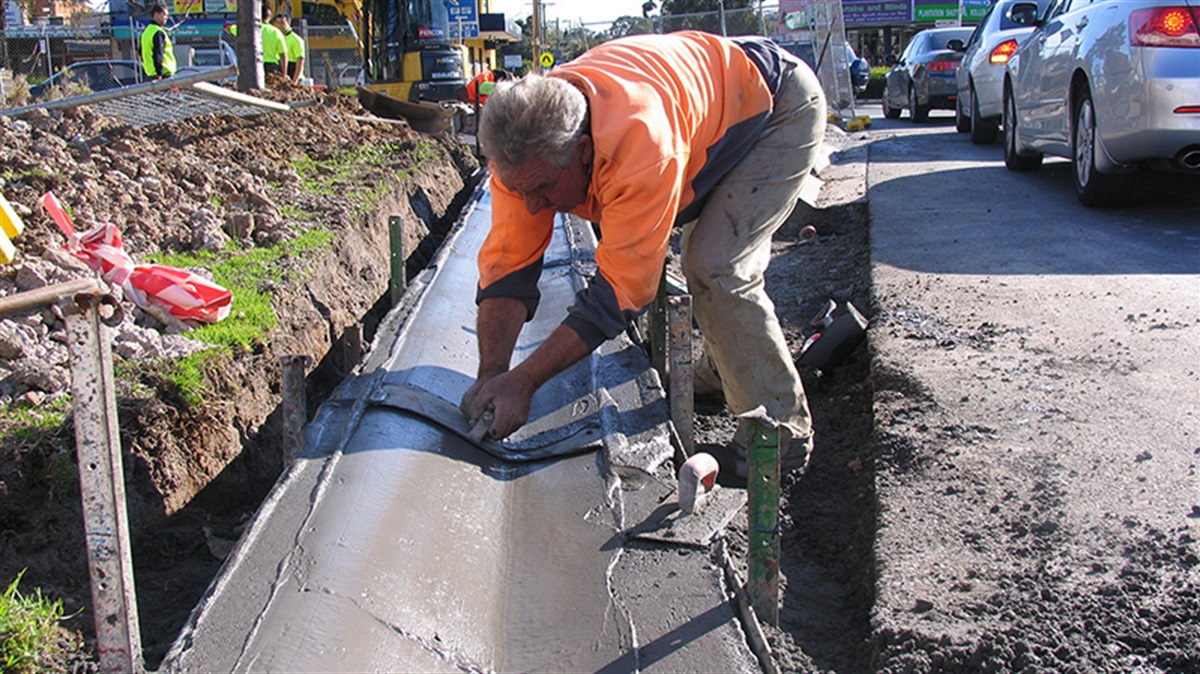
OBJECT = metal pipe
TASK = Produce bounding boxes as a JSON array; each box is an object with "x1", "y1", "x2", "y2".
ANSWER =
[{"x1": 0, "y1": 277, "x2": 98, "y2": 317}]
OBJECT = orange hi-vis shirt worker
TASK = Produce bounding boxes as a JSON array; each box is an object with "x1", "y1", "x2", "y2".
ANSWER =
[{"x1": 477, "y1": 31, "x2": 787, "y2": 350}]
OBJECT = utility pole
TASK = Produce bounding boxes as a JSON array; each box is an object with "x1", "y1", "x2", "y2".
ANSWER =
[
  {"x1": 531, "y1": 0, "x2": 540, "y2": 72},
  {"x1": 236, "y1": 0, "x2": 264, "y2": 91}
]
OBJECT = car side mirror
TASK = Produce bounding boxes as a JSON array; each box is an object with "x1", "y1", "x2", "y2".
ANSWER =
[
  {"x1": 1008, "y1": 1, "x2": 1041, "y2": 25},
  {"x1": 885, "y1": 54, "x2": 898, "y2": 66},
  {"x1": 947, "y1": 38, "x2": 965, "y2": 51}
]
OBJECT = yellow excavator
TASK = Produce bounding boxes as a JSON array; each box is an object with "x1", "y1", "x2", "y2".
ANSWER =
[{"x1": 286, "y1": 0, "x2": 467, "y2": 130}]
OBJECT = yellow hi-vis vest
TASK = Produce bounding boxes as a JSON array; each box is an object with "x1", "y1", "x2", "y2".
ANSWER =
[{"x1": 141, "y1": 23, "x2": 176, "y2": 77}]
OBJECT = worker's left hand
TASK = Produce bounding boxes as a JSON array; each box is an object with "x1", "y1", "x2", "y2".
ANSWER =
[{"x1": 461, "y1": 369, "x2": 536, "y2": 440}]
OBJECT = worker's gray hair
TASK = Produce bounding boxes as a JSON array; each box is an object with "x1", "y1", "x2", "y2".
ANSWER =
[{"x1": 478, "y1": 75, "x2": 588, "y2": 175}]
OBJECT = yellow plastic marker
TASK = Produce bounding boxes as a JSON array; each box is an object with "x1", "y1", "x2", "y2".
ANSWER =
[{"x1": 0, "y1": 192, "x2": 24, "y2": 264}]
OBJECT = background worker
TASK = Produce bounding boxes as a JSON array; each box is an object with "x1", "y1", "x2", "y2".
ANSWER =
[
  {"x1": 273, "y1": 13, "x2": 305, "y2": 84},
  {"x1": 461, "y1": 31, "x2": 826, "y2": 477},
  {"x1": 140, "y1": 3, "x2": 176, "y2": 80},
  {"x1": 463, "y1": 68, "x2": 513, "y2": 107},
  {"x1": 227, "y1": 8, "x2": 288, "y2": 81}
]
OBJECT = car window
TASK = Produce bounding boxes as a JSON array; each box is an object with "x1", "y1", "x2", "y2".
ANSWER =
[
  {"x1": 112, "y1": 63, "x2": 138, "y2": 81},
  {"x1": 902, "y1": 35, "x2": 923, "y2": 60},
  {"x1": 929, "y1": 30, "x2": 974, "y2": 50},
  {"x1": 966, "y1": 7, "x2": 993, "y2": 48}
]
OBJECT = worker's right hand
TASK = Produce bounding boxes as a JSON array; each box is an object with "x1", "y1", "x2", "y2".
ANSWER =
[{"x1": 460, "y1": 369, "x2": 535, "y2": 440}]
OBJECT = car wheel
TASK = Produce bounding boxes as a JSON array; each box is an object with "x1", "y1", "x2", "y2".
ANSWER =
[
  {"x1": 1003, "y1": 87, "x2": 1041, "y2": 171},
  {"x1": 955, "y1": 91, "x2": 972, "y2": 133},
  {"x1": 970, "y1": 87, "x2": 998, "y2": 145},
  {"x1": 884, "y1": 96, "x2": 902, "y2": 119},
  {"x1": 1073, "y1": 89, "x2": 1135, "y2": 207},
  {"x1": 909, "y1": 85, "x2": 930, "y2": 123}
]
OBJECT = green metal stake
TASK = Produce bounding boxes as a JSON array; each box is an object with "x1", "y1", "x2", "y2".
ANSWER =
[
  {"x1": 745, "y1": 411, "x2": 780, "y2": 627},
  {"x1": 389, "y1": 215, "x2": 406, "y2": 306}
]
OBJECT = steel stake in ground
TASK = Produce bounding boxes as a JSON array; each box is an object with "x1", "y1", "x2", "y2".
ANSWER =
[
  {"x1": 62, "y1": 290, "x2": 143, "y2": 674},
  {"x1": 281, "y1": 355, "x2": 311, "y2": 464},
  {"x1": 744, "y1": 408, "x2": 781, "y2": 627},
  {"x1": 667, "y1": 294, "x2": 695, "y2": 457},
  {"x1": 389, "y1": 214, "x2": 406, "y2": 305}
]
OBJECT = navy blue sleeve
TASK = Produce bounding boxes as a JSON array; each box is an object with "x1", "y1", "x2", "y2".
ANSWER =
[
  {"x1": 563, "y1": 272, "x2": 644, "y2": 351},
  {"x1": 476, "y1": 258, "x2": 544, "y2": 321}
]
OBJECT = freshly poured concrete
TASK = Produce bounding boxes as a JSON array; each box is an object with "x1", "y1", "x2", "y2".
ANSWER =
[{"x1": 161, "y1": 186, "x2": 760, "y2": 673}]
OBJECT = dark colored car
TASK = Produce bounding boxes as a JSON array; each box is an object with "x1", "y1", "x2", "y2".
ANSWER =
[
  {"x1": 782, "y1": 41, "x2": 871, "y2": 96},
  {"x1": 28, "y1": 60, "x2": 145, "y2": 102},
  {"x1": 883, "y1": 27, "x2": 974, "y2": 122}
]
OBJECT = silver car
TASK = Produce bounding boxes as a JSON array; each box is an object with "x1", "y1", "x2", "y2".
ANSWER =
[
  {"x1": 884, "y1": 27, "x2": 975, "y2": 122},
  {"x1": 955, "y1": 0, "x2": 1049, "y2": 144},
  {"x1": 1003, "y1": 0, "x2": 1200, "y2": 206}
]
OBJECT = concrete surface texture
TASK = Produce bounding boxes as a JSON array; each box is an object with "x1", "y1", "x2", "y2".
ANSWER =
[
  {"x1": 160, "y1": 187, "x2": 763, "y2": 673},
  {"x1": 862, "y1": 111, "x2": 1200, "y2": 671}
]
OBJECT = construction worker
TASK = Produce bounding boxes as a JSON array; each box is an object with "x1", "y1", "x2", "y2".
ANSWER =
[
  {"x1": 461, "y1": 31, "x2": 827, "y2": 477},
  {"x1": 273, "y1": 13, "x2": 305, "y2": 84},
  {"x1": 227, "y1": 8, "x2": 287, "y2": 80},
  {"x1": 140, "y1": 3, "x2": 176, "y2": 80},
  {"x1": 464, "y1": 68, "x2": 513, "y2": 107}
]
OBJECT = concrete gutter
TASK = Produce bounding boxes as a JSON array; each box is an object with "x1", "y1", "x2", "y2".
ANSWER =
[{"x1": 159, "y1": 182, "x2": 764, "y2": 672}]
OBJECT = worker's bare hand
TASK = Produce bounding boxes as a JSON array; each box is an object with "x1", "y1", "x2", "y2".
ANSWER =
[{"x1": 460, "y1": 369, "x2": 535, "y2": 440}]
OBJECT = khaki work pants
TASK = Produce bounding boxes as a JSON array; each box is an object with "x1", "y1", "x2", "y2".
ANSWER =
[{"x1": 680, "y1": 56, "x2": 826, "y2": 456}]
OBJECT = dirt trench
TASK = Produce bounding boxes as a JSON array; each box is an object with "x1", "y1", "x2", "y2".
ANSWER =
[{"x1": 0, "y1": 87, "x2": 481, "y2": 669}]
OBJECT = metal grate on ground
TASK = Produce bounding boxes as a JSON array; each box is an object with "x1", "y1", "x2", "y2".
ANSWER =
[{"x1": 1, "y1": 66, "x2": 290, "y2": 128}]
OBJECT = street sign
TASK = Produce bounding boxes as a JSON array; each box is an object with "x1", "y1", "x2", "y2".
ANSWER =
[
  {"x1": 539, "y1": 52, "x2": 555, "y2": 68},
  {"x1": 448, "y1": 21, "x2": 480, "y2": 39},
  {"x1": 444, "y1": 0, "x2": 477, "y2": 24}
]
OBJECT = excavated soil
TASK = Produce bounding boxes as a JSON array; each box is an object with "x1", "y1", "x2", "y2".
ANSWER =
[{"x1": 0, "y1": 83, "x2": 479, "y2": 669}]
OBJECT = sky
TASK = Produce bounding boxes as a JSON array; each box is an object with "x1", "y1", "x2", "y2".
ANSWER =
[{"x1": 490, "y1": 0, "x2": 651, "y2": 28}]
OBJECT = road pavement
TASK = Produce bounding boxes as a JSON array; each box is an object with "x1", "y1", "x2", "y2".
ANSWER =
[{"x1": 857, "y1": 104, "x2": 1200, "y2": 670}]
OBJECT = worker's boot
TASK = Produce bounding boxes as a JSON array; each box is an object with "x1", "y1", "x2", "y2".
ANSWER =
[{"x1": 731, "y1": 421, "x2": 814, "y2": 479}]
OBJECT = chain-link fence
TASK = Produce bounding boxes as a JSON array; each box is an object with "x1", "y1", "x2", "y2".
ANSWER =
[
  {"x1": 1, "y1": 21, "x2": 365, "y2": 107},
  {"x1": 303, "y1": 24, "x2": 362, "y2": 91}
]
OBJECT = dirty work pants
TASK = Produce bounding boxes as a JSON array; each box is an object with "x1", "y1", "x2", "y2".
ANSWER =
[{"x1": 679, "y1": 56, "x2": 826, "y2": 453}]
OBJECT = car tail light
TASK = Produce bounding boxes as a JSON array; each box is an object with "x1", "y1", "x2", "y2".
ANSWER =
[
  {"x1": 990, "y1": 39, "x2": 1020, "y2": 63},
  {"x1": 927, "y1": 60, "x2": 958, "y2": 72},
  {"x1": 1130, "y1": 6, "x2": 1200, "y2": 47}
]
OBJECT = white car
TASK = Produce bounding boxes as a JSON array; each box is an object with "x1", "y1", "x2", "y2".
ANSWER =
[
  {"x1": 1003, "y1": 0, "x2": 1200, "y2": 206},
  {"x1": 955, "y1": 0, "x2": 1049, "y2": 144}
]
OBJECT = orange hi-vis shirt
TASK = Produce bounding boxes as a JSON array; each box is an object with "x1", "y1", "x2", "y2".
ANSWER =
[{"x1": 478, "y1": 31, "x2": 791, "y2": 349}]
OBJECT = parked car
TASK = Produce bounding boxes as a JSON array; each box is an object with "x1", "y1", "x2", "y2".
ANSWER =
[
  {"x1": 954, "y1": 0, "x2": 1049, "y2": 143},
  {"x1": 1003, "y1": 0, "x2": 1200, "y2": 206},
  {"x1": 782, "y1": 41, "x2": 871, "y2": 96},
  {"x1": 883, "y1": 27, "x2": 974, "y2": 122},
  {"x1": 28, "y1": 60, "x2": 145, "y2": 102}
]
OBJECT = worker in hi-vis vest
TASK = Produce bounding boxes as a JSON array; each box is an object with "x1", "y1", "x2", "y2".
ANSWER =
[
  {"x1": 141, "y1": 3, "x2": 176, "y2": 80},
  {"x1": 227, "y1": 7, "x2": 288, "y2": 79},
  {"x1": 273, "y1": 14, "x2": 306, "y2": 84}
]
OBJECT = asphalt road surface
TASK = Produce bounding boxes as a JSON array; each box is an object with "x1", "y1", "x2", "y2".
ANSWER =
[{"x1": 856, "y1": 103, "x2": 1200, "y2": 671}]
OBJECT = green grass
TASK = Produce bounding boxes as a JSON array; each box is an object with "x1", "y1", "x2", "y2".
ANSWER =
[
  {"x1": 294, "y1": 141, "x2": 440, "y2": 204},
  {"x1": 4, "y1": 398, "x2": 69, "y2": 446},
  {"x1": 0, "y1": 570, "x2": 81, "y2": 674},
  {"x1": 145, "y1": 229, "x2": 333, "y2": 404},
  {"x1": 149, "y1": 229, "x2": 334, "y2": 350}
]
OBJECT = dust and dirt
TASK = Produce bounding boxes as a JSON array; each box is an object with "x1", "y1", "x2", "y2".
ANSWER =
[{"x1": 0, "y1": 82, "x2": 479, "y2": 668}]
